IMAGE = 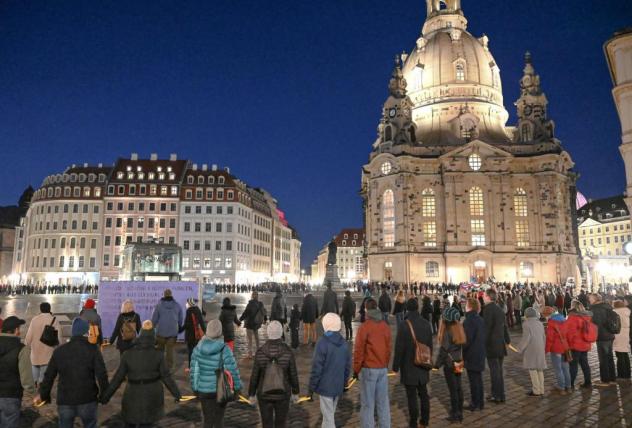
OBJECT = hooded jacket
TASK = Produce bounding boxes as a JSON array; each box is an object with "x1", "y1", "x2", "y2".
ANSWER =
[
  {"x1": 151, "y1": 296, "x2": 184, "y2": 338},
  {"x1": 565, "y1": 310, "x2": 594, "y2": 352},
  {"x1": 190, "y1": 338, "x2": 242, "y2": 394},
  {"x1": 545, "y1": 313, "x2": 568, "y2": 354},
  {"x1": 591, "y1": 302, "x2": 616, "y2": 342},
  {"x1": 309, "y1": 332, "x2": 350, "y2": 398},
  {"x1": 219, "y1": 304, "x2": 240, "y2": 341},
  {"x1": 0, "y1": 334, "x2": 34, "y2": 399},
  {"x1": 353, "y1": 309, "x2": 391, "y2": 373}
]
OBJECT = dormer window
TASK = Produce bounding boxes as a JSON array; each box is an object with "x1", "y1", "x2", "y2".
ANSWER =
[
  {"x1": 455, "y1": 63, "x2": 465, "y2": 81},
  {"x1": 218, "y1": 177, "x2": 225, "y2": 185},
  {"x1": 148, "y1": 172, "x2": 155, "y2": 180},
  {"x1": 127, "y1": 172, "x2": 134, "y2": 180},
  {"x1": 117, "y1": 172, "x2": 124, "y2": 179},
  {"x1": 158, "y1": 172, "x2": 165, "y2": 180},
  {"x1": 168, "y1": 172, "x2": 175, "y2": 180}
]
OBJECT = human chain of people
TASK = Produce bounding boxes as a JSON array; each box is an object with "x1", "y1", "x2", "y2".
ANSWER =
[{"x1": 1, "y1": 281, "x2": 631, "y2": 427}]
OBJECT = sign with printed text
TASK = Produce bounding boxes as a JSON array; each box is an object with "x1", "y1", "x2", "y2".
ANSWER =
[{"x1": 98, "y1": 281, "x2": 198, "y2": 341}]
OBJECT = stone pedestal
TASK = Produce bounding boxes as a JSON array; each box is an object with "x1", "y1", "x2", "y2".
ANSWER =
[{"x1": 323, "y1": 264, "x2": 342, "y2": 289}]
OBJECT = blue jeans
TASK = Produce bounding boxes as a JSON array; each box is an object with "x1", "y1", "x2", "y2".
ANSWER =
[
  {"x1": 58, "y1": 402, "x2": 98, "y2": 428},
  {"x1": 381, "y1": 312, "x2": 389, "y2": 323},
  {"x1": 319, "y1": 395, "x2": 339, "y2": 428},
  {"x1": 550, "y1": 353, "x2": 571, "y2": 389},
  {"x1": 32, "y1": 364, "x2": 48, "y2": 384},
  {"x1": 360, "y1": 367, "x2": 390, "y2": 428},
  {"x1": 0, "y1": 397, "x2": 21, "y2": 428}
]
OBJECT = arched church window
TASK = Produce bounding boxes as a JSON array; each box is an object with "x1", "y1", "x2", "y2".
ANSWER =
[
  {"x1": 520, "y1": 261, "x2": 534, "y2": 278},
  {"x1": 382, "y1": 190, "x2": 395, "y2": 248},
  {"x1": 409, "y1": 126, "x2": 416, "y2": 142},
  {"x1": 384, "y1": 125, "x2": 392, "y2": 142},
  {"x1": 455, "y1": 63, "x2": 465, "y2": 81},
  {"x1": 413, "y1": 67, "x2": 423, "y2": 90},
  {"x1": 521, "y1": 123, "x2": 533, "y2": 142},
  {"x1": 514, "y1": 188, "x2": 529, "y2": 247},
  {"x1": 421, "y1": 188, "x2": 436, "y2": 247},
  {"x1": 469, "y1": 187, "x2": 485, "y2": 246}
]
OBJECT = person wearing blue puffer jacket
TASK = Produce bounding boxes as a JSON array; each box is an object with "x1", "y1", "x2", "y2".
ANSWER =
[
  {"x1": 190, "y1": 319, "x2": 242, "y2": 428},
  {"x1": 308, "y1": 313, "x2": 351, "y2": 428}
]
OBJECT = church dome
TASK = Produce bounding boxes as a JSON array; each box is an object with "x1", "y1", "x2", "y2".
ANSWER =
[{"x1": 397, "y1": 0, "x2": 511, "y2": 145}]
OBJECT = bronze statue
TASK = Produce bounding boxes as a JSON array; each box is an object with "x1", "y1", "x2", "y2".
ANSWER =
[{"x1": 327, "y1": 239, "x2": 337, "y2": 266}]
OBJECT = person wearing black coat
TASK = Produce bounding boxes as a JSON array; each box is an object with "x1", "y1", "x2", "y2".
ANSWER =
[
  {"x1": 37, "y1": 318, "x2": 109, "y2": 427},
  {"x1": 219, "y1": 297, "x2": 241, "y2": 352},
  {"x1": 378, "y1": 289, "x2": 392, "y2": 322},
  {"x1": 101, "y1": 321, "x2": 181, "y2": 426},
  {"x1": 301, "y1": 293, "x2": 319, "y2": 345},
  {"x1": 240, "y1": 292, "x2": 267, "y2": 358},
  {"x1": 181, "y1": 299, "x2": 206, "y2": 366},
  {"x1": 463, "y1": 298, "x2": 486, "y2": 411},
  {"x1": 320, "y1": 284, "x2": 339, "y2": 315},
  {"x1": 589, "y1": 294, "x2": 617, "y2": 384},
  {"x1": 432, "y1": 296, "x2": 441, "y2": 334},
  {"x1": 270, "y1": 291, "x2": 287, "y2": 339},
  {"x1": 482, "y1": 289, "x2": 511, "y2": 403},
  {"x1": 248, "y1": 322, "x2": 300, "y2": 428},
  {"x1": 109, "y1": 301, "x2": 141, "y2": 354},
  {"x1": 289, "y1": 304, "x2": 301, "y2": 349},
  {"x1": 392, "y1": 299, "x2": 433, "y2": 428},
  {"x1": 340, "y1": 291, "x2": 356, "y2": 341}
]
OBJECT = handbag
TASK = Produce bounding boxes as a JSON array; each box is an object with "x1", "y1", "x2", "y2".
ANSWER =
[
  {"x1": 216, "y1": 345, "x2": 236, "y2": 405},
  {"x1": 40, "y1": 316, "x2": 59, "y2": 347},
  {"x1": 406, "y1": 320, "x2": 433, "y2": 369},
  {"x1": 552, "y1": 324, "x2": 573, "y2": 363}
]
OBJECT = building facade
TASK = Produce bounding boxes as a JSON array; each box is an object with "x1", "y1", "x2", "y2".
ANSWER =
[
  {"x1": 577, "y1": 196, "x2": 632, "y2": 288},
  {"x1": 12, "y1": 154, "x2": 300, "y2": 285},
  {"x1": 605, "y1": 29, "x2": 632, "y2": 216},
  {"x1": 361, "y1": 0, "x2": 579, "y2": 284}
]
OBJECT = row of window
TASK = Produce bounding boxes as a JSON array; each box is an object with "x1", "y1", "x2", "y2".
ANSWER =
[
  {"x1": 32, "y1": 237, "x2": 98, "y2": 250},
  {"x1": 381, "y1": 187, "x2": 530, "y2": 248},
  {"x1": 107, "y1": 202, "x2": 177, "y2": 212},
  {"x1": 34, "y1": 203, "x2": 99, "y2": 216},
  {"x1": 183, "y1": 257, "x2": 232, "y2": 269},
  {"x1": 184, "y1": 205, "x2": 233, "y2": 215},
  {"x1": 104, "y1": 235, "x2": 176, "y2": 246},
  {"x1": 105, "y1": 217, "x2": 177, "y2": 229},
  {"x1": 107, "y1": 184, "x2": 178, "y2": 197},
  {"x1": 116, "y1": 170, "x2": 175, "y2": 181},
  {"x1": 32, "y1": 255, "x2": 97, "y2": 269},
  {"x1": 184, "y1": 188, "x2": 233, "y2": 201},
  {"x1": 38, "y1": 186, "x2": 102, "y2": 200},
  {"x1": 183, "y1": 240, "x2": 233, "y2": 251},
  {"x1": 184, "y1": 222, "x2": 233, "y2": 233},
  {"x1": 33, "y1": 220, "x2": 98, "y2": 233},
  {"x1": 583, "y1": 235, "x2": 632, "y2": 246},
  {"x1": 581, "y1": 223, "x2": 631, "y2": 234},
  {"x1": 186, "y1": 175, "x2": 226, "y2": 185}
]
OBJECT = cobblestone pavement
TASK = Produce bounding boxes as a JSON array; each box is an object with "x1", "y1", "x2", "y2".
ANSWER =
[{"x1": 5, "y1": 293, "x2": 632, "y2": 427}]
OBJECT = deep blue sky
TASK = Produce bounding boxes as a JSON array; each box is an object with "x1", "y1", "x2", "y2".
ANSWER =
[{"x1": 0, "y1": 0, "x2": 630, "y2": 269}]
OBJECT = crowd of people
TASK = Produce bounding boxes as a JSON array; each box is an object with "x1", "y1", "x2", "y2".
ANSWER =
[
  {"x1": 1, "y1": 282, "x2": 632, "y2": 427},
  {"x1": 0, "y1": 284, "x2": 99, "y2": 296}
]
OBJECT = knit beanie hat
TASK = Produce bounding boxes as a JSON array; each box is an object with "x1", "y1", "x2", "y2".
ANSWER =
[
  {"x1": 206, "y1": 319, "x2": 223, "y2": 339},
  {"x1": 322, "y1": 313, "x2": 341, "y2": 332},
  {"x1": 525, "y1": 307, "x2": 539, "y2": 319},
  {"x1": 442, "y1": 307, "x2": 461, "y2": 322},
  {"x1": 267, "y1": 321, "x2": 283, "y2": 340},
  {"x1": 84, "y1": 298, "x2": 96, "y2": 309},
  {"x1": 71, "y1": 317, "x2": 89, "y2": 337}
]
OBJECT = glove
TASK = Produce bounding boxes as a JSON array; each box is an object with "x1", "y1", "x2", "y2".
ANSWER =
[
  {"x1": 291, "y1": 394, "x2": 299, "y2": 404},
  {"x1": 249, "y1": 396, "x2": 257, "y2": 407},
  {"x1": 352, "y1": 372, "x2": 359, "y2": 380}
]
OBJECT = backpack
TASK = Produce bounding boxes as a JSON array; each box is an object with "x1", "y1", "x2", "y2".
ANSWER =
[
  {"x1": 581, "y1": 318, "x2": 598, "y2": 343},
  {"x1": 192, "y1": 313, "x2": 204, "y2": 341},
  {"x1": 40, "y1": 316, "x2": 59, "y2": 347},
  {"x1": 406, "y1": 320, "x2": 433, "y2": 369},
  {"x1": 261, "y1": 352, "x2": 286, "y2": 397},
  {"x1": 120, "y1": 317, "x2": 137, "y2": 342},
  {"x1": 88, "y1": 323, "x2": 100, "y2": 345},
  {"x1": 253, "y1": 303, "x2": 265, "y2": 327},
  {"x1": 605, "y1": 309, "x2": 621, "y2": 335}
]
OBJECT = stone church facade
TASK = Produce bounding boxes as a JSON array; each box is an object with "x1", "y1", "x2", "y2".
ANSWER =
[{"x1": 361, "y1": 0, "x2": 579, "y2": 284}]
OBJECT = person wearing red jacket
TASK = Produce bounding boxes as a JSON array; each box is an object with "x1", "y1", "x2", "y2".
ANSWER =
[
  {"x1": 545, "y1": 310, "x2": 571, "y2": 394},
  {"x1": 353, "y1": 298, "x2": 392, "y2": 428},
  {"x1": 565, "y1": 300, "x2": 594, "y2": 388}
]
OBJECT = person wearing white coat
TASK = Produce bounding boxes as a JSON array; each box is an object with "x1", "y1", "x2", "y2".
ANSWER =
[
  {"x1": 613, "y1": 301, "x2": 631, "y2": 379},
  {"x1": 24, "y1": 302, "x2": 63, "y2": 386}
]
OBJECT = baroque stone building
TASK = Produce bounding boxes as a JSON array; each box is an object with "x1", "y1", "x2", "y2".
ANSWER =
[
  {"x1": 12, "y1": 154, "x2": 300, "y2": 285},
  {"x1": 361, "y1": 0, "x2": 579, "y2": 284}
]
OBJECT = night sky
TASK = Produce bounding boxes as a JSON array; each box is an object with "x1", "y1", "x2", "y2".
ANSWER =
[{"x1": 0, "y1": 0, "x2": 630, "y2": 269}]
